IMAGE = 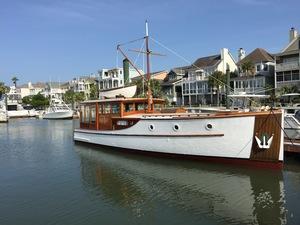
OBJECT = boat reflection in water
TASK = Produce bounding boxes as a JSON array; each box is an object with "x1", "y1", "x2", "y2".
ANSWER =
[{"x1": 75, "y1": 145, "x2": 287, "y2": 225}]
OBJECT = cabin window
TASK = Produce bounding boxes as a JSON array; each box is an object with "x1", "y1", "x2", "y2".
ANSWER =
[
  {"x1": 80, "y1": 105, "x2": 85, "y2": 123},
  {"x1": 103, "y1": 103, "x2": 111, "y2": 114},
  {"x1": 90, "y1": 106, "x2": 96, "y2": 123},
  {"x1": 125, "y1": 103, "x2": 134, "y2": 112},
  {"x1": 111, "y1": 103, "x2": 120, "y2": 114},
  {"x1": 85, "y1": 105, "x2": 90, "y2": 123},
  {"x1": 135, "y1": 103, "x2": 145, "y2": 111},
  {"x1": 154, "y1": 104, "x2": 162, "y2": 110},
  {"x1": 99, "y1": 104, "x2": 103, "y2": 114}
]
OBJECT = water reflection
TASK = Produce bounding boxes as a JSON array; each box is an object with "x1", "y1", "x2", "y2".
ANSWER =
[{"x1": 75, "y1": 146, "x2": 287, "y2": 225}]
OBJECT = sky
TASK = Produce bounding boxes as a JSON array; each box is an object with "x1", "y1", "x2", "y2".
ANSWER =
[{"x1": 0, "y1": 0, "x2": 300, "y2": 86}]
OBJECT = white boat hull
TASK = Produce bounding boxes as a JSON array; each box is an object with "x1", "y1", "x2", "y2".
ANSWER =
[
  {"x1": 0, "y1": 111, "x2": 8, "y2": 122},
  {"x1": 43, "y1": 110, "x2": 73, "y2": 119},
  {"x1": 8, "y1": 110, "x2": 37, "y2": 118},
  {"x1": 99, "y1": 85, "x2": 137, "y2": 98},
  {"x1": 75, "y1": 116, "x2": 271, "y2": 160}
]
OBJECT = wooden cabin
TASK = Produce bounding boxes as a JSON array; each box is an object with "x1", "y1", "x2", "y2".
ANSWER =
[{"x1": 79, "y1": 98, "x2": 165, "y2": 130}]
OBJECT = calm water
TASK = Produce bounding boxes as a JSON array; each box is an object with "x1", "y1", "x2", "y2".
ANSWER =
[{"x1": 1, "y1": 119, "x2": 300, "y2": 225}]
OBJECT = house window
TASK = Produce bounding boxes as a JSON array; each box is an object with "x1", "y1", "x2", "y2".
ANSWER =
[
  {"x1": 292, "y1": 74, "x2": 300, "y2": 81},
  {"x1": 263, "y1": 64, "x2": 268, "y2": 71},
  {"x1": 256, "y1": 65, "x2": 261, "y2": 72},
  {"x1": 277, "y1": 74, "x2": 283, "y2": 82},
  {"x1": 284, "y1": 73, "x2": 292, "y2": 81}
]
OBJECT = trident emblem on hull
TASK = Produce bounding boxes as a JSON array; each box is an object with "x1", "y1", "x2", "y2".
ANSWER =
[{"x1": 255, "y1": 133, "x2": 274, "y2": 149}]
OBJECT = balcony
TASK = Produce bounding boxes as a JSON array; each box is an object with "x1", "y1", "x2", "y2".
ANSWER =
[{"x1": 276, "y1": 61, "x2": 300, "y2": 71}]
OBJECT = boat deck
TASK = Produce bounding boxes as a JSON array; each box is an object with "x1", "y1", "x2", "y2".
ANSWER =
[{"x1": 285, "y1": 139, "x2": 300, "y2": 154}]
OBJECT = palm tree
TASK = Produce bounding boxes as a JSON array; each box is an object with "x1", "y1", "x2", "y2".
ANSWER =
[
  {"x1": 11, "y1": 76, "x2": 19, "y2": 88},
  {"x1": 0, "y1": 82, "x2": 9, "y2": 97},
  {"x1": 241, "y1": 61, "x2": 254, "y2": 76},
  {"x1": 208, "y1": 71, "x2": 226, "y2": 106}
]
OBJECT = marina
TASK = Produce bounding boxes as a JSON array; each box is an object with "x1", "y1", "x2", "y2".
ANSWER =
[
  {"x1": 0, "y1": 1, "x2": 300, "y2": 224},
  {"x1": 1, "y1": 118, "x2": 300, "y2": 225}
]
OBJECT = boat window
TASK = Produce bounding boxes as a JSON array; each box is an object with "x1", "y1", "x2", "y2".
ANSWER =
[
  {"x1": 111, "y1": 103, "x2": 120, "y2": 114},
  {"x1": 154, "y1": 104, "x2": 162, "y2": 110},
  {"x1": 125, "y1": 103, "x2": 134, "y2": 112},
  {"x1": 85, "y1": 105, "x2": 90, "y2": 123},
  {"x1": 295, "y1": 110, "x2": 300, "y2": 122},
  {"x1": 103, "y1": 103, "x2": 111, "y2": 114},
  {"x1": 80, "y1": 105, "x2": 84, "y2": 122},
  {"x1": 135, "y1": 103, "x2": 145, "y2": 111},
  {"x1": 99, "y1": 104, "x2": 103, "y2": 114},
  {"x1": 90, "y1": 106, "x2": 96, "y2": 123}
]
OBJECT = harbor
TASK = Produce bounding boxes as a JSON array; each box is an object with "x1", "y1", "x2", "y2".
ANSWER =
[
  {"x1": 1, "y1": 118, "x2": 300, "y2": 225},
  {"x1": 1, "y1": 1, "x2": 300, "y2": 224}
]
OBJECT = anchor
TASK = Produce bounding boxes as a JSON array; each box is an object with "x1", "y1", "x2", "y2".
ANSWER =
[{"x1": 255, "y1": 133, "x2": 274, "y2": 149}]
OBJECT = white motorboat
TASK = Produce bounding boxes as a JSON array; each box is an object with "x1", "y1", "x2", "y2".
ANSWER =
[
  {"x1": 43, "y1": 98, "x2": 73, "y2": 119},
  {"x1": 283, "y1": 106, "x2": 300, "y2": 140},
  {"x1": 73, "y1": 22, "x2": 285, "y2": 168}
]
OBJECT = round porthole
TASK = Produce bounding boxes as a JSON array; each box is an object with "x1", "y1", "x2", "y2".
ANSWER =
[
  {"x1": 173, "y1": 124, "x2": 180, "y2": 131},
  {"x1": 206, "y1": 123, "x2": 213, "y2": 130},
  {"x1": 148, "y1": 124, "x2": 155, "y2": 131}
]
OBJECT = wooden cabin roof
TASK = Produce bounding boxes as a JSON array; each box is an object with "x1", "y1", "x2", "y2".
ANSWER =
[{"x1": 81, "y1": 97, "x2": 165, "y2": 104}]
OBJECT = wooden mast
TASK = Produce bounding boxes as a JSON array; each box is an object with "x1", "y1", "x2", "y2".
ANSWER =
[{"x1": 145, "y1": 20, "x2": 153, "y2": 113}]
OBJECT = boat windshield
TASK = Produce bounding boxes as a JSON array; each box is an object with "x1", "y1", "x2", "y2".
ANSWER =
[{"x1": 295, "y1": 110, "x2": 300, "y2": 123}]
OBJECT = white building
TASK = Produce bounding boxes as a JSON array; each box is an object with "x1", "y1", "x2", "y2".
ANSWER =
[
  {"x1": 233, "y1": 48, "x2": 275, "y2": 95},
  {"x1": 98, "y1": 59, "x2": 144, "y2": 92},
  {"x1": 19, "y1": 82, "x2": 46, "y2": 98},
  {"x1": 69, "y1": 75, "x2": 97, "y2": 100},
  {"x1": 181, "y1": 48, "x2": 237, "y2": 106},
  {"x1": 275, "y1": 27, "x2": 300, "y2": 92}
]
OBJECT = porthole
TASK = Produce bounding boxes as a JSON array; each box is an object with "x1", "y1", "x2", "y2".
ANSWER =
[
  {"x1": 173, "y1": 124, "x2": 180, "y2": 131},
  {"x1": 148, "y1": 124, "x2": 155, "y2": 131},
  {"x1": 205, "y1": 123, "x2": 213, "y2": 130}
]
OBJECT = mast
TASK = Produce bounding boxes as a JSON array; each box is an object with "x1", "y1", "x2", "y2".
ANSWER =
[{"x1": 145, "y1": 20, "x2": 152, "y2": 112}]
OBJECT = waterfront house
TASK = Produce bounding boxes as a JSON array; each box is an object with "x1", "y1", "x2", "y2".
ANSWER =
[
  {"x1": 44, "y1": 82, "x2": 69, "y2": 99},
  {"x1": 161, "y1": 68, "x2": 186, "y2": 105},
  {"x1": 181, "y1": 48, "x2": 237, "y2": 106},
  {"x1": 275, "y1": 27, "x2": 300, "y2": 92},
  {"x1": 232, "y1": 48, "x2": 275, "y2": 95},
  {"x1": 70, "y1": 75, "x2": 97, "y2": 100},
  {"x1": 19, "y1": 82, "x2": 46, "y2": 98}
]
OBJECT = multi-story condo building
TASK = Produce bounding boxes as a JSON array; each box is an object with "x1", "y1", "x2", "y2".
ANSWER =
[
  {"x1": 275, "y1": 27, "x2": 300, "y2": 92},
  {"x1": 181, "y1": 48, "x2": 237, "y2": 106},
  {"x1": 232, "y1": 48, "x2": 275, "y2": 95},
  {"x1": 98, "y1": 59, "x2": 143, "y2": 92},
  {"x1": 70, "y1": 75, "x2": 97, "y2": 100}
]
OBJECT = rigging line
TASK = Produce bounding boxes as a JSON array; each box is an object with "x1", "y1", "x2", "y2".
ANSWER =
[
  {"x1": 116, "y1": 48, "x2": 119, "y2": 68},
  {"x1": 133, "y1": 40, "x2": 145, "y2": 66},
  {"x1": 118, "y1": 37, "x2": 145, "y2": 47},
  {"x1": 270, "y1": 109, "x2": 295, "y2": 146},
  {"x1": 150, "y1": 37, "x2": 259, "y2": 106}
]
